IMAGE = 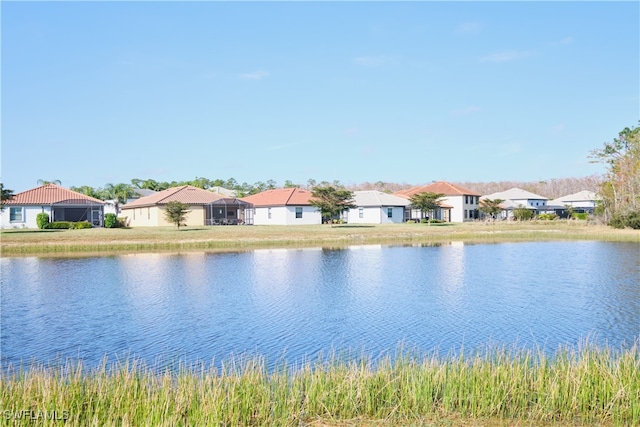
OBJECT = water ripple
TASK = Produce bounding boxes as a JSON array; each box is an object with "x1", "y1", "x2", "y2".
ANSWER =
[{"x1": 2, "y1": 241, "x2": 639, "y2": 369}]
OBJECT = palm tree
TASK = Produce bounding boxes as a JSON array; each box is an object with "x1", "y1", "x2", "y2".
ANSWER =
[
  {"x1": 103, "y1": 183, "x2": 137, "y2": 214},
  {"x1": 37, "y1": 179, "x2": 62, "y2": 186},
  {"x1": 0, "y1": 183, "x2": 15, "y2": 211}
]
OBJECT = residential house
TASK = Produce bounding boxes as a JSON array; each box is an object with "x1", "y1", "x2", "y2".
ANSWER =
[
  {"x1": 346, "y1": 191, "x2": 411, "y2": 224},
  {"x1": 481, "y1": 188, "x2": 548, "y2": 219},
  {"x1": 395, "y1": 181, "x2": 480, "y2": 222},
  {"x1": 549, "y1": 190, "x2": 599, "y2": 214},
  {"x1": 120, "y1": 185, "x2": 253, "y2": 227},
  {"x1": 241, "y1": 188, "x2": 321, "y2": 225},
  {"x1": 1, "y1": 183, "x2": 105, "y2": 228}
]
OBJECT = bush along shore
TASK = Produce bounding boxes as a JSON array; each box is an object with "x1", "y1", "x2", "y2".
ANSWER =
[{"x1": 2, "y1": 343, "x2": 639, "y2": 426}]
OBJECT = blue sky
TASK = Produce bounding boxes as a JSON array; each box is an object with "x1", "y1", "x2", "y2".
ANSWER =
[{"x1": 2, "y1": 1, "x2": 638, "y2": 193}]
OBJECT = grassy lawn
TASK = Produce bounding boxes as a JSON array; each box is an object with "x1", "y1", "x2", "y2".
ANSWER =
[{"x1": 1, "y1": 221, "x2": 638, "y2": 255}]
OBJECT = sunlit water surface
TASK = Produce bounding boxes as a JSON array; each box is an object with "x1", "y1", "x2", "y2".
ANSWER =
[{"x1": 2, "y1": 241, "x2": 638, "y2": 370}]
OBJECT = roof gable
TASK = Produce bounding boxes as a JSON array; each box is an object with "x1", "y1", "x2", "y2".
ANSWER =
[
  {"x1": 482, "y1": 187, "x2": 548, "y2": 201},
  {"x1": 394, "y1": 181, "x2": 481, "y2": 198},
  {"x1": 353, "y1": 191, "x2": 411, "y2": 207},
  {"x1": 550, "y1": 190, "x2": 599, "y2": 204},
  {"x1": 240, "y1": 188, "x2": 314, "y2": 206},
  {"x1": 122, "y1": 185, "x2": 224, "y2": 208},
  {"x1": 5, "y1": 184, "x2": 104, "y2": 205}
]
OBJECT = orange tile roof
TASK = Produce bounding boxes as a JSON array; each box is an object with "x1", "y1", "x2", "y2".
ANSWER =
[
  {"x1": 5, "y1": 184, "x2": 104, "y2": 205},
  {"x1": 122, "y1": 185, "x2": 225, "y2": 208},
  {"x1": 240, "y1": 188, "x2": 314, "y2": 206},
  {"x1": 394, "y1": 181, "x2": 480, "y2": 197}
]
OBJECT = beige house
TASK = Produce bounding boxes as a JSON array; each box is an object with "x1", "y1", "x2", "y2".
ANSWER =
[{"x1": 120, "y1": 185, "x2": 253, "y2": 227}]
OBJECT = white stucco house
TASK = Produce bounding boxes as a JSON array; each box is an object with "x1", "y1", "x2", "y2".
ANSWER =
[
  {"x1": 549, "y1": 190, "x2": 599, "y2": 213},
  {"x1": 481, "y1": 188, "x2": 549, "y2": 219},
  {"x1": 241, "y1": 188, "x2": 321, "y2": 225},
  {"x1": 1, "y1": 184, "x2": 105, "y2": 228},
  {"x1": 346, "y1": 191, "x2": 411, "y2": 224},
  {"x1": 395, "y1": 181, "x2": 480, "y2": 222}
]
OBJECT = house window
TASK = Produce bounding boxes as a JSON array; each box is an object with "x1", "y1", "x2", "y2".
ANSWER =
[
  {"x1": 295, "y1": 207, "x2": 303, "y2": 219},
  {"x1": 9, "y1": 207, "x2": 23, "y2": 222},
  {"x1": 387, "y1": 208, "x2": 393, "y2": 218},
  {"x1": 464, "y1": 209, "x2": 468, "y2": 219},
  {"x1": 359, "y1": 208, "x2": 364, "y2": 218},
  {"x1": 268, "y1": 208, "x2": 272, "y2": 219}
]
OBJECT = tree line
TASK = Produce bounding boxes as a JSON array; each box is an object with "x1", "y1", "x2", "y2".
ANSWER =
[
  {"x1": 1, "y1": 123, "x2": 638, "y2": 229},
  {"x1": 589, "y1": 122, "x2": 640, "y2": 229}
]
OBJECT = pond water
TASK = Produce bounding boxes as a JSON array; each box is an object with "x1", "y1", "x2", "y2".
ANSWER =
[{"x1": 1, "y1": 241, "x2": 638, "y2": 369}]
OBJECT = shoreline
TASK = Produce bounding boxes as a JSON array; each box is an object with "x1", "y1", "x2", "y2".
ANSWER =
[
  {"x1": 3, "y1": 343, "x2": 638, "y2": 426},
  {"x1": 1, "y1": 221, "x2": 638, "y2": 257}
]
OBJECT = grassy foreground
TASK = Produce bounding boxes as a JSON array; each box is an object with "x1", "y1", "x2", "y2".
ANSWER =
[
  {"x1": 1, "y1": 344, "x2": 638, "y2": 426},
  {"x1": 1, "y1": 221, "x2": 638, "y2": 255}
]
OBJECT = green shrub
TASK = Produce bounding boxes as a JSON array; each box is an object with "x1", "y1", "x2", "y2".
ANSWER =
[
  {"x1": 42, "y1": 221, "x2": 92, "y2": 230},
  {"x1": 611, "y1": 211, "x2": 640, "y2": 229},
  {"x1": 537, "y1": 213, "x2": 557, "y2": 220},
  {"x1": 117, "y1": 217, "x2": 128, "y2": 228},
  {"x1": 609, "y1": 212, "x2": 640, "y2": 230},
  {"x1": 420, "y1": 219, "x2": 428, "y2": 223},
  {"x1": 571, "y1": 212, "x2": 588, "y2": 220},
  {"x1": 36, "y1": 212, "x2": 50, "y2": 229},
  {"x1": 104, "y1": 213, "x2": 118, "y2": 228},
  {"x1": 43, "y1": 221, "x2": 73, "y2": 229},
  {"x1": 627, "y1": 211, "x2": 640, "y2": 229},
  {"x1": 513, "y1": 207, "x2": 534, "y2": 221},
  {"x1": 429, "y1": 219, "x2": 444, "y2": 223}
]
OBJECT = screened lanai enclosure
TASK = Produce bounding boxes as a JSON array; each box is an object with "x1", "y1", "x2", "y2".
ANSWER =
[
  {"x1": 205, "y1": 198, "x2": 253, "y2": 225},
  {"x1": 52, "y1": 204, "x2": 104, "y2": 226}
]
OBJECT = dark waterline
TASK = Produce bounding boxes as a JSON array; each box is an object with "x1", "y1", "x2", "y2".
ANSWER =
[{"x1": 1, "y1": 241, "x2": 638, "y2": 371}]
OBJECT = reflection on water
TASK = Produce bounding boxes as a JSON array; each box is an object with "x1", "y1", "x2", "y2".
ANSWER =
[{"x1": 1, "y1": 241, "x2": 638, "y2": 369}]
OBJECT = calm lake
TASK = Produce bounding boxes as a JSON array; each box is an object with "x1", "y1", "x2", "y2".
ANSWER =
[{"x1": 1, "y1": 241, "x2": 638, "y2": 369}]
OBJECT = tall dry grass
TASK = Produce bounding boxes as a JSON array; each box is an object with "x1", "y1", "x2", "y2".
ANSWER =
[{"x1": 2, "y1": 343, "x2": 638, "y2": 426}]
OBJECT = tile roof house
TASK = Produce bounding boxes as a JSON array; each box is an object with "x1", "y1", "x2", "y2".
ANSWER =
[
  {"x1": 120, "y1": 185, "x2": 253, "y2": 227},
  {"x1": 1, "y1": 184, "x2": 105, "y2": 228},
  {"x1": 347, "y1": 191, "x2": 411, "y2": 224},
  {"x1": 240, "y1": 188, "x2": 321, "y2": 225},
  {"x1": 395, "y1": 181, "x2": 481, "y2": 222}
]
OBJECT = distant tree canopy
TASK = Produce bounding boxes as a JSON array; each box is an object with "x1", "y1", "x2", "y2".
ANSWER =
[
  {"x1": 479, "y1": 198, "x2": 504, "y2": 219},
  {"x1": 409, "y1": 192, "x2": 445, "y2": 220},
  {"x1": 310, "y1": 185, "x2": 356, "y2": 225},
  {"x1": 0, "y1": 183, "x2": 15, "y2": 211},
  {"x1": 590, "y1": 122, "x2": 640, "y2": 229},
  {"x1": 163, "y1": 201, "x2": 190, "y2": 229}
]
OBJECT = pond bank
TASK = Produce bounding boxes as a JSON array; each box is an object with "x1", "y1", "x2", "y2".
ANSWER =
[
  {"x1": 2, "y1": 344, "x2": 638, "y2": 426},
  {"x1": 1, "y1": 222, "x2": 638, "y2": 256}
]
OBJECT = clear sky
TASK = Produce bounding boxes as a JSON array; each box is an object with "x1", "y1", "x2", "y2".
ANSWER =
[{"x1": 2, "y1": 1, "x2": 638, "y2": 193}]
